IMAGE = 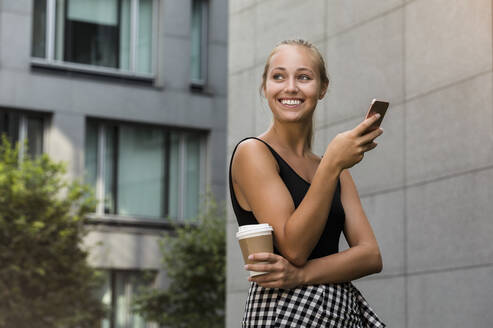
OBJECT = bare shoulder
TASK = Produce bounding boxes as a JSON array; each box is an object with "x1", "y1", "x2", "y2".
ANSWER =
[{"x1": 231, "y1": 138, "x2": 279, "y2": 183}]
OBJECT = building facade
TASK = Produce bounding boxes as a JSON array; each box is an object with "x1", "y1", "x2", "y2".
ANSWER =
[
  {"x1": 227, "y1": 1, "x2": 493, "y2": 327},
  {"x1": 0, "y1": 0, "x2": 227, "y2": 326}
]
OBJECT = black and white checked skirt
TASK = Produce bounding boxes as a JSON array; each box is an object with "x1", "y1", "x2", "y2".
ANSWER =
[{"x1": 242, "y1": 282, "x2": 386, "y2": 327}]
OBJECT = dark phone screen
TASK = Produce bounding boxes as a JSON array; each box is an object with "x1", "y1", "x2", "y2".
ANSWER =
[{"x1": 365, "y1": 100, "x2": 389, "y2": 132}]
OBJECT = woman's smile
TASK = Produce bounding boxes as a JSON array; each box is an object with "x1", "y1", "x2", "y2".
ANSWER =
[{"x1": 278, "y1": 97, "x2": 305, "y2": 108}]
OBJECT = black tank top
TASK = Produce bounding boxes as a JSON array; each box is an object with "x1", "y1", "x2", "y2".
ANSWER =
[{"x1": 228, "y1": 137, "x2": 346, "y2": 260}]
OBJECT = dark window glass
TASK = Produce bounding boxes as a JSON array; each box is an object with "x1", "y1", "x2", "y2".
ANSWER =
[
  {"x1": 84, "y1": 122, "x2": 99, "y2": 191},
  {"x1": 167, "y1": 132, "x2": 180, "y2": 219},
  {"x1": 191, "y1": 0, "x2": 207, "y2": 82},
  {"x1": 184, "y1": 133, "x2": 201, "y2": 219},
  {"x1": 32, "y1": 0, "x2": 47, "y2": 58},
  {"x1": 117, "y1": 124, "x2": 165, "y2": 218},
  {"x1": 0, "y1": 111, "x2": 20, "y2": 145},
  {"x1": 64, "y1": 0, "x2": 120, "y2": 68},
  {"x1": 104, "y1": 125, "x2": 116, "y2": 214},
  {"x1": 26, "y1": 117, "x2": 44, "y2": 158}
]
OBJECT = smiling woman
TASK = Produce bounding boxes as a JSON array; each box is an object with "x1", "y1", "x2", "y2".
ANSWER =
[
  {"x1": 259, "y1": 40, "x2": 329, "y2": 150},
  {"x1": 229, "y1": 39, "x2": 386, "y2": 327}
]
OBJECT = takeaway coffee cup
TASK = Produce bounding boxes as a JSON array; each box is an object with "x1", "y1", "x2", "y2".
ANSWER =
[{"x1": 236, "y1": 223, "x2": 274, "y2": 277}]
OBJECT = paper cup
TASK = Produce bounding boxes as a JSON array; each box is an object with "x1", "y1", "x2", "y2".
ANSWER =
[{"x1": 236, "y1": 224, "x2": 274, "y2": 277}]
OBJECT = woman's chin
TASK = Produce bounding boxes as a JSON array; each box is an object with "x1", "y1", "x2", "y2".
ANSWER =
[{"x1": 275, "y1": 114, "x2": 312, "y2": 124}]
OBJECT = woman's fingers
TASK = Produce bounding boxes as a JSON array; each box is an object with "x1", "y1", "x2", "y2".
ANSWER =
[
  {"x1": 245, "y1": 261, "x2": 282, "y2": 273},
  {"x1": 251, "y1": 275, "x2": 283, "y2": 289},
  {"x1": 359, "y1": 127, "x2": 383, "y2": 146},
  {"x1": 257, "y1": 282, "x2": 281, "y2": 289},
  {"x1": 245, "y1": 252, "x2": 284, "y2": 273},
  {"x1": 362, "y1": 141, "x2": 378, "y2": 152},
  {"x1": 249, "y1": 272, "x2": 281, "y2": 284},
  {"x1": 250, "y1": 272, "x2": 297, "y2": 289},
  {"x1": 354, "y1": 113, "x2": 381, "y2": 136},
  {"x1": 248, "y1": 252, "x2": 278, "y2": 263}
]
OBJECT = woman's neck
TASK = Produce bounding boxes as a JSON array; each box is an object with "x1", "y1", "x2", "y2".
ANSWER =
[{"x1": 262, "y1": 121, "x2": 312, "y2": 157}]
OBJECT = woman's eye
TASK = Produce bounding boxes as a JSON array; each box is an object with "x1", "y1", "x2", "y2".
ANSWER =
[
  {"x1": 298, "y1": 74, "x2": 312, "y2": 81},
  {"x1": 272, "y1": 73, "x2": 283, "y2": 80}
]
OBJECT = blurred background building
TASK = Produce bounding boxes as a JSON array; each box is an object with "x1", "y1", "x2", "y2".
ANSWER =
[
  {"x1": 0, "y1": 0, "x2": 227, "y2": 326},
  {"x1": 227, "y1": 0, "x2": 493, "y2": 327}
]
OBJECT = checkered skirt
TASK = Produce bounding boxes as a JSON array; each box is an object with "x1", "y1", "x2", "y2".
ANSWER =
[{"x1": 242, "y1": 281, "x2": 386, "y2": 327}]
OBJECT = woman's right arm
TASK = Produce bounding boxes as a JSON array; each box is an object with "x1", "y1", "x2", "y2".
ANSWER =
[{"x1": 232, "y1": 114, "x2": 382, "y2": 266}]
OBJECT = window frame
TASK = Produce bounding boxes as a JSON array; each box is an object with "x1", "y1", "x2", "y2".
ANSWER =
[
  {"x1": 86, "y1": 119, "x2": 207, "y2": 223},
  {"x1": 31, "y1": 0, "x2": 158, "y2": 80}
]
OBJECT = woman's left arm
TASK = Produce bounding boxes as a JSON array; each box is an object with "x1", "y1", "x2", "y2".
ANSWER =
[{"x1": 247, "y1": 169, "x2": 383, "y2": 288}]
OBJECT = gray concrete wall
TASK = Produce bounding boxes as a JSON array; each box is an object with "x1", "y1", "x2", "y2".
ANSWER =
[
  {"x1": 0, "y1": 0, "x2": 228, "y2": 289},
  {"x1": 227, "y1": 0, "x2": 493, "y2": 327}
]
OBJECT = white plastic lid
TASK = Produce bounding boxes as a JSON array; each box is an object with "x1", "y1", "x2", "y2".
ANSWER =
[{"x1": 236, "y1": 223, "x2": 273, "y2": 240}]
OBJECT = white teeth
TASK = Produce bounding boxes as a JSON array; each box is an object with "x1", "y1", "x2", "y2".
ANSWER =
[{"x1": 281, "y1": 99, "x2": 301, "y2": 105}]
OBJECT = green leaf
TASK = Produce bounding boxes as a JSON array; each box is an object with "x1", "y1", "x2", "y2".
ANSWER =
[{"x1": 32, "y1": 221, "x2": 45, "y2": 230}]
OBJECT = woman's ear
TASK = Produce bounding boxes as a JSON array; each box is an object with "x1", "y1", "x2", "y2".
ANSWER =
[{"x1": 319, "y1": 82, "x2": 328, "y2": 99}]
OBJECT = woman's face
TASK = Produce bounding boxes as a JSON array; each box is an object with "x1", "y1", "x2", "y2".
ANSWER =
[{"x1": 263, "y1": 45, "x2": 326, "y2": 125}]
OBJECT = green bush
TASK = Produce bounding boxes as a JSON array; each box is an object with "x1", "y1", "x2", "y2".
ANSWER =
[
  {"x1": 134, "y1": 193, "x2": 226, "y2": 328},
  {"x1": 0, "y1": 136, "x2": 105, "y2": 328}
]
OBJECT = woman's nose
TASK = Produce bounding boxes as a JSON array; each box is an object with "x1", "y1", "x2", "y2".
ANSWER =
[{"x1": 286, "y1": 77, "x2": 299, "y2": 93}]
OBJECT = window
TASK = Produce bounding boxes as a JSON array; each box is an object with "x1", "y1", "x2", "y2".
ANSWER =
[
  {"x1": 190, "y1": 0, "x2": 208, "y2": 85},
  {"x1": 32, "y1": 0, "x2": 47, "y2": 58},
  {"x1": 31, "y1": 0, "x2": 155, "y2": 75},
  {"x1": 85, "y1": 120, "x2": 206, "y2": 221},
  {"x1": 97, "y1": 270, "x2": 153, "y2": 328},
  {"x1": 0, "y1": 110, "x2": 45, "y2": 158}
]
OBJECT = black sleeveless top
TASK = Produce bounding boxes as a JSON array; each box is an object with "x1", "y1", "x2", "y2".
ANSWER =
[{"x1": 228, "y1": 137, "x2": 346, "y2": 260}]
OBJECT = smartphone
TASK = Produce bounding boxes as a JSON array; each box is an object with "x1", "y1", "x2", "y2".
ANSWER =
[{"x1": 364, "y1": 99, "x2": 389, "y2": 132}]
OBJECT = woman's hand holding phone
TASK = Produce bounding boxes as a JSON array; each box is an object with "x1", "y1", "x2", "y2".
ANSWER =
[{"x1": 323, "y1": 114, "x2": 384, "y2": 171}]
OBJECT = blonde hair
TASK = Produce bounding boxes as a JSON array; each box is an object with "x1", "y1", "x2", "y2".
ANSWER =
[{"x1": 259, "y1": 39, "x2": 329, "y2": 149}]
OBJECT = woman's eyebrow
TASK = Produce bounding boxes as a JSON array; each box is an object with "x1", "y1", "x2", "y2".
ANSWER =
[
  {"x1": 271, "y1": 67, "x2": 314, "y2": 73},
  {"x1": 296, "y1": 67, "x2": 314, "y2": 73}
]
